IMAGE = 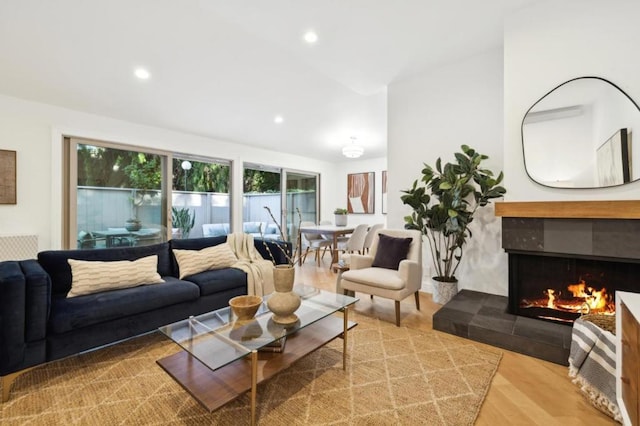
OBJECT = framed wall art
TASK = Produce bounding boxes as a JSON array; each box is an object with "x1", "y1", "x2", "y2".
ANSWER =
[
  {"x1": 596, "y1": 128, "x2": 630, "y2": 186},
  {"x1": 0, "y1": 150, "x2": 16, "y2": 204},
  {"x1": 382, "y1": 170, "x2": 388, "y2": 214},
  {"x1": 347, "y1": 172, "x2": 374, "y2": 214}
]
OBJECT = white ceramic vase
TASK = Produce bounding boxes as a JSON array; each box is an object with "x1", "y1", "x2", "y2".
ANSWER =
[{"x1": 267, "y1": 265, "x2": 301, "y2": 325}]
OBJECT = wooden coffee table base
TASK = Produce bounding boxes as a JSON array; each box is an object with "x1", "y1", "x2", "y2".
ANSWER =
[{"x1": 157, "y1": 313, "x2": 356, "y2": 424}]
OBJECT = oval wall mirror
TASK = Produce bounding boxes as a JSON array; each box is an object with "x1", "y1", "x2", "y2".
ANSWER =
[{"x1": 522, "y1": 76, "x2": 640, "y2": 188}]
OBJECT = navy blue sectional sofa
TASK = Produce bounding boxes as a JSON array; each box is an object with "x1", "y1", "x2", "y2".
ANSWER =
[{"x1": 0, "y1": 236, "x2": 288, "y2": 401}]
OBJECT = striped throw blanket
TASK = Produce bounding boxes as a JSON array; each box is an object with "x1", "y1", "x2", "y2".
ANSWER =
[{"x1": 569, "y1": 317, "x2": 622, "y2": 422}]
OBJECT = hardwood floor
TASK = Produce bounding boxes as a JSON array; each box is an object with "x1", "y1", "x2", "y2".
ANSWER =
[{"x1": 295, "y1": 258, "x2": 616, "y2": 425}]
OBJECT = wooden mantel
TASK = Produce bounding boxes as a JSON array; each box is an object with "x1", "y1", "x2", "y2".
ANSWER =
[{"x1": 495, "y1": 201, "x2": 640, "y2": 219}]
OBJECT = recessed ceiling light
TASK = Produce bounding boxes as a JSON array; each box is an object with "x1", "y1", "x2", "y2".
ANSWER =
[
  {"x1": 134, "y1": 68, "x2": 150, "y2": 80},
  {"x1": 303, "y1": 31, "x2": 318, "y2": 44},
  {"x1": 274, "y1": 115, "x2": 284, "y2": 124}
]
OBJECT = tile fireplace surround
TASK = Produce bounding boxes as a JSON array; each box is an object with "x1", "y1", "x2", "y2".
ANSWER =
[{"x1": 433, "y1": 200, "x2": 640, "y2": 365}]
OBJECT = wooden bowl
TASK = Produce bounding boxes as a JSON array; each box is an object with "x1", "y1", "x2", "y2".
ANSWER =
[{"x1": 229, "y1": 295, "x2": 263, "y2": 321}]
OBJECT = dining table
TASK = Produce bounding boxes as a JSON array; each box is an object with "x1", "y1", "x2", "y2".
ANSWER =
[{"x1": 298, "y1": 224, "x2": 355, "y2": 265}]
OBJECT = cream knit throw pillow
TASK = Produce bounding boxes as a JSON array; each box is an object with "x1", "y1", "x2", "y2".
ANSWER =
[
  {"x1": 67, "y1": 255, "x2": 164, "y2": 298},
  {"x1": 173, "y1": 243, "x2": 238, "y2": 279}
]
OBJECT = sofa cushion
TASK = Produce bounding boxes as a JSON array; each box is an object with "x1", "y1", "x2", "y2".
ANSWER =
[
  {"x1": 184, "y1": 267, "x2": 247, "y2": 296},
  {"x1": 265, "y1": 223, "x2": 278, "y2": 235},
  {"x1": 49, "y1": 276, "x2": 200, "y2": 334},
  {"x1": 67, "y1": 255, "x2": 164, "y2": 298},
  {"x1": 38, "y1": 242, "x2": 172, "y2": 296},
  {"x1": 202, "y1": 223, "x2": 230, "y2": 237},
  {"x1": 169, "y1": 236, "x2": 227, "y2": 276},
  {"x1": 173, "y1": 243, "x2": 238, "y2": 279},
  {"x1": 342, "y1": 267, "x2": 406, "y2": 290},
  {"x1": 243, "y1": 222, "x2": 263, "y2": 234}
]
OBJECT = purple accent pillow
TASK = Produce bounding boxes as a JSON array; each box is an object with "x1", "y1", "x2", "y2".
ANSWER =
[{"x1": 371, "y1": 234, "x2": 412, "y2": 270}]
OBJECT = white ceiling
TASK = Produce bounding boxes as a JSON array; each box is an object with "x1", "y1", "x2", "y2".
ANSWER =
[{"x1": 0, "y1": 0, "x2": 539, "y2": 162}]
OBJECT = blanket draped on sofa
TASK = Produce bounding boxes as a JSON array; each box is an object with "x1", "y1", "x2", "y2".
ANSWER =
[{"x1": 227, "y1": 233, "x2": 276, "y2": 296}]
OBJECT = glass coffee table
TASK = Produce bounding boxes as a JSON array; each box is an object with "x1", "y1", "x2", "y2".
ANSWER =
[{"x1": 157, "y1": 285, "x2": 358, "y2": 425}]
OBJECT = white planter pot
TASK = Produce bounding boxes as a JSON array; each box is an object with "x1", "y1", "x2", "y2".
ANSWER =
[
  {"x1": 431, "y1": 277, "x2": 459, "y2": 305},
  {"x1": 335, "y1": 214, "x2": 348, "y2": 226}
]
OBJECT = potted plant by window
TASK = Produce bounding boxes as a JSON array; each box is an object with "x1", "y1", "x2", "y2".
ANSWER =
[
  {"x1": 401, "y1": 145, "x2": 506, "y2": 304},
  {"x1": 334, "y1": 208, "x2": 348, "y2": 226},
  {"x1": 125, "y1": 190, "x2": 144, "y2": 231},
  {"x1": 171, "y1": 207, "x2": 195, "y2": 239}
]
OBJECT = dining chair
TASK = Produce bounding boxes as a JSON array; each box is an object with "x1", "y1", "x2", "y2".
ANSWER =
[
  {"x1": 337, "y1": 224, "x2": 369, "y2": 262},
  {"x1": 319, "y1": 220, "x2": 333, "y2": 245},
  {"x1": 300, "y1": 221, "x2": 332, "y2": 266},
  {"x1": 363, "y1": 223, "x2": 384, "y2": 253}
]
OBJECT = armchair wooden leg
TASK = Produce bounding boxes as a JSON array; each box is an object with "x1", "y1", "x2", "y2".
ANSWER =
[
  {"x1": 395, "y1": 301, "x2": 401, "y2": 327},
  {"x1": 414, "y1": 291, "x2": 420, "y2": 310}
]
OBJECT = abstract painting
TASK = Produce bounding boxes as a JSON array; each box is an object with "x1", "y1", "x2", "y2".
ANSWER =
[
  {"x1": 347, "y1": 172, "x2": 374, "y2": 214},
  {"x1": 596, "y1": 128, "x2": 630, "y2": 186},
  {"x1": 0, "y1": 150, "x2": 16, "y2": 204},
  {"x1": 382, "y1": 170, "x2": 387, "y2": 214}
]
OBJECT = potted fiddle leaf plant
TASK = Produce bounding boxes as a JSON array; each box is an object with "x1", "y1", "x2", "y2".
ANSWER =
[{"x1": 401, "y1": 145, "x2": 506, "y2": 304}]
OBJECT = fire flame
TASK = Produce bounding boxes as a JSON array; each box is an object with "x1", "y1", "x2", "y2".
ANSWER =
[
  {"x1": 567, "y1": 280, "x2": 609, "y2": 311},
  {"x1": 521, "y1": 278, "x2": 615, "y2": 319},
  {"x1": 546, "y1": 289, "x2": 556, "y2": 309}
]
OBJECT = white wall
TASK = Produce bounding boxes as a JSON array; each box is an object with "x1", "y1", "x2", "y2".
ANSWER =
[
  {"x1": 504, "y1": 0, "x2": 640, "y2": 200},
  {"x1": 388, "y1": 48, "x2": 506, "y2": 295},
  {"x1": 0, "y1": 93, "x2": 340, "y2": 251}
]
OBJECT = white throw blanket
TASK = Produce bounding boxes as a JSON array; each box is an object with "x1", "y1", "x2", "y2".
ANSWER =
[{"x1": 227, "y1": 233, "x2": 275, "y2": 296}]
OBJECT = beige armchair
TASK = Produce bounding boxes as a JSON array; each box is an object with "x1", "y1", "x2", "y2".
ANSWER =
[{"x1": 340, "y1": 229, "x2": 422, "y2": 326}]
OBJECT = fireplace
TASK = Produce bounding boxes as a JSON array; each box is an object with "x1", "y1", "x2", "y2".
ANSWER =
[
  {"x1": 500, "y1": 202, "x2": 640, "y2": 326},
  {"x1": 431, "y1": 201, "x2": 640, "y2": 365},
  {"x1": 508, "y1": 252, "x2": 640, "y2": 324}
]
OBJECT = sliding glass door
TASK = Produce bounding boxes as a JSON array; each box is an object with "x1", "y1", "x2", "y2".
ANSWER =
[
  {"x1": 172, "y1": 156, "x2": 231, "y2": 239},
  {"x1": 284, "y1": 170, "x2": 318, "y2": 246},
  {"x1": 242, "y1": 164, "x2": 318, "y2": 245},
  {"x1": 64, "y1": 138, "x2": 233, "y2": 249},
  {"x1": 65, "y1": 138, "x2": 168, "y2": 249},
  {"x1": 243, "y1": 163, "x2": 282, "y2": 239}
]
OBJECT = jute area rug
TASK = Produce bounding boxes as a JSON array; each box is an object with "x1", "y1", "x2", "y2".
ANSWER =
[{"x1": 1, "y1": 313, "x2": 501, "y2": 425}]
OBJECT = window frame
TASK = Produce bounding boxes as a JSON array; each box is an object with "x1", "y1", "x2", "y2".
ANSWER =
[{"x1": 63, "y1": 137, "x2": 234, "y2": 249}]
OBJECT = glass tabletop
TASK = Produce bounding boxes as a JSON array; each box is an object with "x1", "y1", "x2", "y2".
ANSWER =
[{"x1": 158, "y1": 285, "x2": 358, "y2": 372}]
